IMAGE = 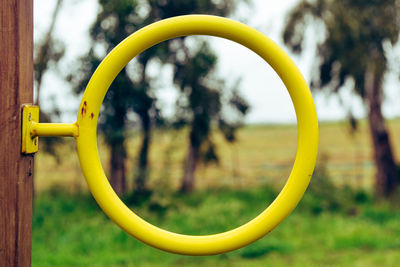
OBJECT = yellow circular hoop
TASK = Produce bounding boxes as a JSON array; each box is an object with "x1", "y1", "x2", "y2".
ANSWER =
[{"x1": 75, "y1": 15, "x2": 318, "y2": 255}]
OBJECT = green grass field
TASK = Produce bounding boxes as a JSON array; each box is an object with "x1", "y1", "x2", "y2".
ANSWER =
[
  {"x1": 33, "y1": 186, "x2": 400, "y2": 266},
  {"x1": 33, "y1": 120, "x2": 400, "y2": 266}
]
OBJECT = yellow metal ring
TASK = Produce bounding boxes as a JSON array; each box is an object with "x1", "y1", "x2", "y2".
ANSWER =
[{"x1": 75, "y1": 15, "x2": 318, "y2": 255}]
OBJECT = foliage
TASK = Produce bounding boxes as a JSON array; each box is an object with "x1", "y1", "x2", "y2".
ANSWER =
[
  {"x1": 172, "y1": 41, "x2": 249, "y2": 193},
  {"x1": 34, "y1": 0, "x2": 65, "y2": 105},
  {"x1": 283, "y1": 0, "x2": 400, "y2": 96},
  {"x1": 282, "y1": 0, "x2": 400, "y2": 197},
  {"x1": 34, "y1": 0, "x2": 65, "y2": 160},
  {"x1": 173, "y1": 43, "x2": 249, "y2": 157},
  {"x1": 68, "y1": 0, "x2": 247, "y2": 195}
]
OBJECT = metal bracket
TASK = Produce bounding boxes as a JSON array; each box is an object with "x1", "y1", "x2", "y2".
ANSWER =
[
  {"x1": 21, "y1": 104, "x2": 79, "y2": 154},
  {"x1": 21, "y1": 105, "x2": 39, "y2": 154}
]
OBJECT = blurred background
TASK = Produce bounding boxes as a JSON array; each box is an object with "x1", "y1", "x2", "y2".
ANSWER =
[{"x1": 33, "y1": 0, "x2": 400, "y2": 266}]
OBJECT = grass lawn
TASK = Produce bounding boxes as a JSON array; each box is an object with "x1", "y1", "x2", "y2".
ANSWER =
[
  {"x1": 33, "y1": 186, "x2": 400, "y2": 266},
  {"x1": 32, "y1": 120, "x2": 400, "y2": 266}
]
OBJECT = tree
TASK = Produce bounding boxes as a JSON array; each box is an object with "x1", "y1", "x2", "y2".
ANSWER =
[
  {"x1": 172, "y1": 42, "x2": 249, "y2": 193},
  {"x1": 69, "y1": 0, "x2": 158, "y2": 196},
  {"x1": 34, "y1": 0, "x2": 65, "y2": 157},
  {"x1": 34, "y1": 0, "x2": 65, "y2": 107},
  {"x1": 70, "y1": 0, "x2": 245, "y2": 196},
  {"x1": 283, "y1": 0, "x2": 399, "y2": 197}
]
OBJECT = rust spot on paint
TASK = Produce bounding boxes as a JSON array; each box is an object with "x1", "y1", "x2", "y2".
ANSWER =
[
  {"x1": 90, "y1": 112, "x2": 94, "y2": 119},
  {"x1": 81, "y1": 101, "x2": 87, "y2": 116}
]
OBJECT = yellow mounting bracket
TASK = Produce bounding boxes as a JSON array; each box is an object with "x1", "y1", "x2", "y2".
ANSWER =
[
  {"x1": 21, "y1": 105, "x2": 39, "y2": 153},
  {"x1": 21, "y1": 105, "x2": 79, "y2": 154}
]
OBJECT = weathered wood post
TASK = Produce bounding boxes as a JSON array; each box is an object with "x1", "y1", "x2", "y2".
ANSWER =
[{"x1": 0, "y1": 0, "x2": 34, "y2": 266}]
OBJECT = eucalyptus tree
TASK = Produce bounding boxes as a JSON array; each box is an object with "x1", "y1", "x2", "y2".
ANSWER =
[
  {"x1": 70, "y1": 0, "x2": 246, "y2": 196},
  {"x1": 172, "y1": 42, "x2": 249, "y2": 193},
  {"x1": 283, "y1": 0, "x2": 399, "y2": 197}
]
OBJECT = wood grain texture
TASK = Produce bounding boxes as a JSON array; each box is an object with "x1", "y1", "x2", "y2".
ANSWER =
[{"x1": 0, "y1": 0, "x2": 34, "y2": 266}]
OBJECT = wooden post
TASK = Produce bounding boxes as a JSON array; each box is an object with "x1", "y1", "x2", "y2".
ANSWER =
[{"x1": 0, "y1": 0, "x2": 34, "y2": 266}]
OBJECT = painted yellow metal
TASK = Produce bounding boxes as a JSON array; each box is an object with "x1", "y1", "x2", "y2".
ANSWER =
[
  {"x1": 21, "y1": 105, "x2": 39, "y2": 154},
  {"x1": 21, "y1": 105, "x2": 78, "y2": 154},
  {"x1": 74, "y1": 15, "x2": 319, "y2": 255},
  {"x1": 21, "y1": 15, "x2": 318, "y2": 255},
  {"x1": 30, "y1": 122, "x2": 78, "y2": 137}
]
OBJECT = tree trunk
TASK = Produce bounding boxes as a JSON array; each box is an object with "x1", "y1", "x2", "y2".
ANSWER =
[
  {"x1": 180, "y1": 141, "x2": 200, "y2": 194},
  {"x1": 365, "y1": 61, "x2": 398, "y2": 198},
  {"x1": 134, "y1": 111, "x2": 151, "y2": 192},
  {"x1": 110, "y1": 142, "x2": 126, "y2": 196}
]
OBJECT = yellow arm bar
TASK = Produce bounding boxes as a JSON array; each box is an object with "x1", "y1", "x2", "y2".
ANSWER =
[{"x1": 30, "y1": 122, "x2": 79, "y2": 138}]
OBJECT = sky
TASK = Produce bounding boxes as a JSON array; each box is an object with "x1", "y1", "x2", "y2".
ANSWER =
[{"x1": 34, "y1": 0, "x2": 400, "y2": 124}]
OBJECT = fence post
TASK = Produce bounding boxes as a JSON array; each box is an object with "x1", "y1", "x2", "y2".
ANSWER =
[{"x1": 0, "y1": 0, "x2": 34, "y2": 266}]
